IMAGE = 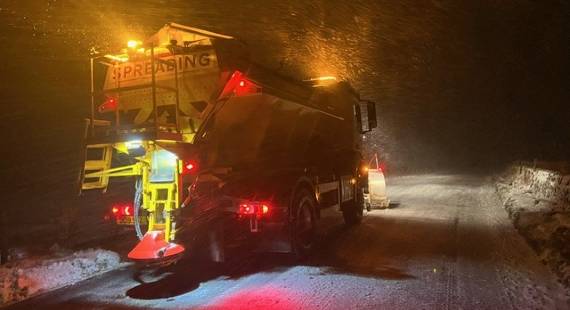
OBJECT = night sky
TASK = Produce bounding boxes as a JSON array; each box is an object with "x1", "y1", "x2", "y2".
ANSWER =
[{"x1": 1, "y1": 1, "x2": 569, "y2": 242}]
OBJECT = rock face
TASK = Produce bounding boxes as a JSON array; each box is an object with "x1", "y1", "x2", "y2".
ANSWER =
[{"x1": 496, "y1": 163, "x2": 570, "y2": 290}]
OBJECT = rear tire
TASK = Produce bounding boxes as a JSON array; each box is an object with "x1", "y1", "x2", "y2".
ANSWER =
[
  {"x1": 343, "y1": 187, "x2": 364, "y2": 226},
  {"x1": 291, "y1": 188, "x2": 316, "y2": 258}
]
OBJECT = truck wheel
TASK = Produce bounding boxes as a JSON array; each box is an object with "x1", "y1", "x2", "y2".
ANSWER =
[
  {"x1": 343, "y1": 188, "x2": 364, "y2": 226},
  {"x1": 291, "y1": 189, "x2": 316, "y2": 258}
]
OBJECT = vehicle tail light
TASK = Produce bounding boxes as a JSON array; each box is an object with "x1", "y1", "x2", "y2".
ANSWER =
[
  {"x1": 123, "y1": 205, "x2": 133, "y2": 216},
  {"x1": 378, "y1": 162, "x2": 386, "y2": 173},
  {"x1": 181, "y1": 160, "x2": 198, "y2": 175},
  {"x1": 98, "y1": 97, "x2": 118, "y2": 113},
  {"x1": 111, "y1": 203, "x2": 134, "y2": 217},
  {"x1": 239, "y1": 204, "x2": 255, "y2": 215},
  {"x1": 219, "y1": 71, "x2": 261, "y2": 98},
  {"x1": 238, "y1": 202, "x2": 271, "y2": 218},
  {"x1": 260, "y1": 204, "x2": 269, "y2": 215}
]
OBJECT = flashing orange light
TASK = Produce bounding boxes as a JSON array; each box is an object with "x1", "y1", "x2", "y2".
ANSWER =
[
  {"x1": 112, "y1": 207, "x2": 119, "y2": 214},
  {"x1": 312, "y1": 76, "x2": 337, "y2": 81},
  {"x1": 305, "y1": 76, "x2": 338, "y2": 87},
  {"x1": 261, "y1": 204, "x2": 269, "y2": 214}
]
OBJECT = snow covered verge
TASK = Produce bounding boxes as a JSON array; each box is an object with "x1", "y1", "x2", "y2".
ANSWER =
[
  {"x1": 0, "y1": 247, "x2": 120, "y2": 306},
  {"x1": 496, "y1": 163, "x2": 570, "y2": 290}
]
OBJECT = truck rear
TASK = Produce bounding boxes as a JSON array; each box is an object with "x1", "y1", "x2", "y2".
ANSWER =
[{"x1": 79, "y1": 23, "x2": 377, "y2": 264}]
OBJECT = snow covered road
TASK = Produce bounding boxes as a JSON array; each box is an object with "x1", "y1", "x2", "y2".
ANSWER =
[{"x1": 4, "y1": 175, "x2": 567, "y2": 309}]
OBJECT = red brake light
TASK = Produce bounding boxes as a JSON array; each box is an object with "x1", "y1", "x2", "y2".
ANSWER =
[
  {"x1": 219, "y1": 71, "x2": 260, "y2": 98},
  {"x1": 124, "y1": 205, "x2": 133, "y2": 216},
  {"x1": 98, "y1": 97, "x2": 118, "y2": 113},
  {"x1": 111, "y1": 204, "x2": 133, "y2": 217},
  {"x1": 182, "y1": 160, "x2": 198, "y2": 175},
  {"x1": 238, "y1": 202, "x2": 271, "y2": 217},
  {"x1": 378, "y1": 162, "x2": 386, "y2": 173},
  {"x1": 239, "y1": 204, "x2": 255, "y2": 215}
]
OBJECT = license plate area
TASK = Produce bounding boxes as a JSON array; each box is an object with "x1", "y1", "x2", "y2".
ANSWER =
[{"x1": 116, "y1": 216, "x2": 147, "y2": 225}]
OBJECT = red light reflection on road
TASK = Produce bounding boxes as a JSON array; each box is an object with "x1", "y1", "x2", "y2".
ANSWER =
[{"x1": 204, "y1": 285, "x2": 310, "y2": 309}]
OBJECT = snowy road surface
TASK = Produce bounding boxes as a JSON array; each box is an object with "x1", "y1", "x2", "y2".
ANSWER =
[{"x1": 5, "y1": 175, "x2": 567, "y2": 309}]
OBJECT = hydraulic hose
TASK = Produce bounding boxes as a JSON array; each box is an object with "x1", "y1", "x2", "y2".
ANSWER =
[{"x1": 134, "y1": 177, "x2": 144, "y2": 240}]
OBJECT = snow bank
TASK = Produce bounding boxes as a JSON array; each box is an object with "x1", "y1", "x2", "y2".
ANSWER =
[
  {"x1": 0, "y1": 248, "x2": 120, "y2": 306},
  {"x1": 496, "y1": 163, "x2": 570, "y2": 290}
]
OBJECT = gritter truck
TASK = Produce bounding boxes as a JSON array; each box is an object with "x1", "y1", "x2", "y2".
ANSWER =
[{"x1": 79, "y1": 23, "x2": 377, "y2": 264}]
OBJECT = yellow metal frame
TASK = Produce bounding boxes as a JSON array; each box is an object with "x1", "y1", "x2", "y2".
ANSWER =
[{"x1": 82, "y1": 143, "x2": 181, "y2": 242}]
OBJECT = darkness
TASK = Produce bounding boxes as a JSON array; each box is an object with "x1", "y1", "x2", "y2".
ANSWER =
[{"x1": 0, "y1": 1, "x2": 569, "y2": 242}]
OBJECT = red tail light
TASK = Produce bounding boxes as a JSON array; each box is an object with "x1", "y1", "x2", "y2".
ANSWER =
[
  {"x1": 378, "y1": 162, "x2": 386, "y2": 173},
  {"x1": 124, "y1": 205, "x2": 133, "y2": 216},
  {"x1": 238, "y1": 202, "x2": 271, "y2": 218},
  {"x1": 219, "y1": 71, "x2": 261, "y2": 98},
  {"x1": 98, "y1": 97, "x2": 118, "y2": 113},
  {"x1": 181, "y1": 160, "x2": 198, "y2": 175},
  {"x1": 239, "y1": 204, "x2": 255, "y2": 215},
  {"x1": 111, "y1": 203, "x2": 134, "y2": 217}
]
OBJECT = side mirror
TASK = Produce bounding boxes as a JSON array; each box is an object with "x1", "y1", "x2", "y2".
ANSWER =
[{"x1": 357, "y1": 101, "x2": 378, "y2": 133}]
